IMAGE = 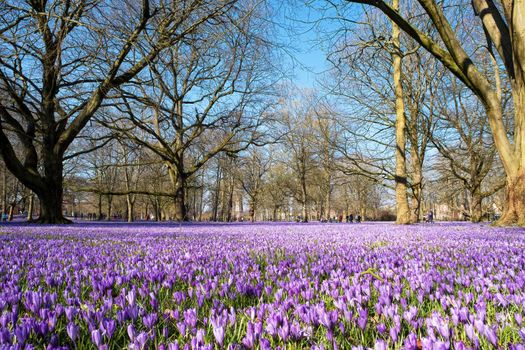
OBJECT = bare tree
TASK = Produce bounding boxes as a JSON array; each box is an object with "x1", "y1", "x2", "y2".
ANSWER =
[
  {"x1": 238, "y1": 148, "x2": 271, "y2": 222},
  {"x1": 0, "y1": 0, "x2": 242, "y2": 223},
  {"x1": 432, "y1": 78, "x2": 505, "y2": 221},
  {"x1": 101, "y1": 1, "x2": 275, "y2": 221},
  {"x1": 337, "y1": 0, "x2": 525, "y2": 225},
  {"x1": 280, "y1": 94, "x2": 318, "y2": 222}
]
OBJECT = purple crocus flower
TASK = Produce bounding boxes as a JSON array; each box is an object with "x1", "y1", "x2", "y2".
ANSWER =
[
  {"x1": 484, "y1": 326, "x2": 498, "y2": 346},
  {"x1": 67, "y1": 322, "x2": 80, "y2": 341},
  {"x1": 143, "y1": 313, "x2": 158, "y2": 329},
  {"x1": 127, "y1": 324, "x2": 136, "y2": 341},
  {"x1": 211, "y1": 317, "x2": 226, "y2": 346},
  {"x1": 167, "y1": 341, "x2": 180, "y2": 350},
  {"x1": 516, "y1": 313, "x2": 523, "y2": 326},
  {"x1": 242, "y1": 321, "x2": 255, "y2": 349},
  {"x1": 357, "y1": 308, "x2": 367, "y2": 330},
  {"x1": 101, "y1": 319, "x2": 116, "y2": 339},
  {"x1": 374, "y1": 340, "x2": 387, "y2": 350},
  {"x1": 91, "y1": 329, "x2": 102, "y2": 347}
]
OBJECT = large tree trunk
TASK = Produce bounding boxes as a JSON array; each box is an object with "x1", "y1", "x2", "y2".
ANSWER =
[
  {"x1": 34, "y1": 159, "x2": 70, "y2": 224},
  {"x1": 37, "y1": 185, "x2": 69, "y2": 223},
  {"x1": 168, "y1": 165, "x2": 188, "y2": 221},
  {"x1": 173, "y1": 184, "x2": 187, "y2": 221},
  {"x1": 498, "y1": 171, "x2": 525, "y2": 226},
  {"x1": 470, "y1": 188, "x2": 483, "y2": 223},
  {"x1": 490, "y1": 81, "x2": 525, "y2": 226},
  {"x1": 392, "y1": 0, "x2": 411, "y2": 224}
]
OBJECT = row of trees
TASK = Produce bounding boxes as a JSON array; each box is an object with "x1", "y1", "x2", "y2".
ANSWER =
[
  {"x1": 321, "y1": 0, "x2": 524, "y2": 225},
  {"x1": 1, "y1": 0, "x2": 522, "y2": 225}
]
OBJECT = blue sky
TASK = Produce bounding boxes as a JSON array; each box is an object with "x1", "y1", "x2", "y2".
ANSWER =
[{"x1": 272, "y1": 2, "x2": 332, "y2": 88}]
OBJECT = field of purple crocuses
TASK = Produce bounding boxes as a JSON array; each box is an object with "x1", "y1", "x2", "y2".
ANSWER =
[{"x1": 0, "y1": 222, "x2": 524, "y2": 349}]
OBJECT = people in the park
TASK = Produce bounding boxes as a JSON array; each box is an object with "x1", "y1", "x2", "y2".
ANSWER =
[
  {"x1": 1, "y1": 211, "x2": 8, "y2": 223},
  {"x1": 428, "y1": 210, "x2": 434, "y2": 223},
  {"x1": 349, "y1": 214, "x2": 354, "y2": 223}
]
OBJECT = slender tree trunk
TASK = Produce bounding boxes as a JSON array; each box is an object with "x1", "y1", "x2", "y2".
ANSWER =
[
  {"x1": 27, "y1": 192, "x2": 34, "y2": 221},
  {"x1": 226, "y1": 179, "x2": 234, "y2": 222},
  {"x1": 97, "y1": 193, "x2": 103, "y2": 220},
  {"x1": 410, "y1": 152, "x2": 423, "y2": 223},
  {"x1": 8, "y1": 204, "x2": 14, "y2": 221},
  {"x1": 126, "y1": 194, "x2": 134, "y2": 222},
  {"x1": 192, "y1": 187, "x2": 197, "y2": 220},
  {"x1": 301, "y1": 173, "x2": 308, "y2": 222},
  {"x1": 1, "y1": 167, "x2": 6, "y2": 215},
  {"x1": 212, "y1": 165, "x2": 221, "y2": 221},
  {"x1": 392, "y1": 0, "x2": 411, "y2": 224},
  {"x1": 249, "y1": 197, "x2": 256, "y2": 222},
  {"x1": 325, "y1": 187, "x2": 331, "y2": 219},
  {"x1": 106, "y1": 195, "x2": 112, "y2": 221},
  {"x1": 154, "y1": 196, "x2": 161, "y2": 221},
  {"x1": 199, "y1": 186, "x2": 204, "y2": 221},
  {"x1": 238, "y1": 193, "x2": 243, "y2": 220}
]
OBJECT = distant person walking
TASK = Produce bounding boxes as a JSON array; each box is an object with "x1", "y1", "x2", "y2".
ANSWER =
[
  {"x1": 427, "y1": 210, "x2": 434, "y2": 223},
  {"x1": 1, "y1": 211, "x2": 7, "y2": 223}
]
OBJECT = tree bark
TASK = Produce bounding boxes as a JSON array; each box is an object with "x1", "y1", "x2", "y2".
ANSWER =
[
  {"x1": 1, "y1": 167, "x2": 6, "y2": 215},
  {"x1": 392, "y1": 0, "x2": 411, "y2": 224},
  {"x1": 126, "y1": 194, "x2": 134, "y2": 222},
  {"x1": 226, "y1": 179, "x2": 234, "y2": 222},
  {"x1": 106, "y1": 195, "x2": 112, "y2": 221},
  {"x1": 198, "y1": 186, "x2": 204, "y2": 221},
  {"x1": 168, "y1": 165, "x2": 187, "y2": 221},
  {"x1": 470, "y1": 188, "x2": 483, "y2": 222},
  {"x1": 499, "y1": 171, "x2": 525, "y2": 226},
  {"x1": 97, "y1": 193, "x2": 103, "y2": 220},
  {"x1": 410, "y1": 152, "x2": 423, "y2": 223},
  {"x1": 32, "y1": 158, "x2": 71, "y2": 224},
  {"x1": 301, "y1": 172, "x2": 308, "y2": 222},
  {"x1": 249, "y1": 198, "x2": 256, "y2": 222},
  {"x1": 173, "y1": 183, "x2": 187, "y2": 221},
  {"x1": 37, "y1": 183, "x2": 69, "y2": 223},
  {"x1": 325, "y1": 185, "x2": 331, "y2": 220},
  {"x1": 27, "y1": 192, "x2": 34, "y2": 221},
  {"x1": 212, "y1": 163, "x2": 221, "y2": 221},
  {"x1": 347, "y1": 0, "x2": 525, "y2": 225},
  {"x1": 7, "y1": 204, "x2": 14, "y2": 221}
]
